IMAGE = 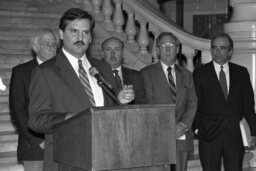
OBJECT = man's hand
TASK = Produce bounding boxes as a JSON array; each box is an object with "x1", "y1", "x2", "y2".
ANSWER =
[
  {"x1": 117, "y1": 85, "x2": 135, "y2": 104},
  {"x1": 176, "y1": 122, "x2": 188, "y2": 139}
]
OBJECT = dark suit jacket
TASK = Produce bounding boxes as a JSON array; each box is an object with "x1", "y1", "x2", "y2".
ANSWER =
[
  {"x1": 141, "y1": 62, "x2": 197, "y2": 151},
  {"x1": 193, "y1": 61, "x2": 256, "y2": 148},
  {"x1": 28, "y1": 50, "x2": 117, "y2": 170},
  {"x1": 122, "y1": 67, "x2": 147, "y2": 104},
  {"x1": 9, "y1": 59, "x2": 44, "y2": 161}
]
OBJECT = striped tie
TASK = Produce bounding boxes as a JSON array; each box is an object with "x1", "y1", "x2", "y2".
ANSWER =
[
  {"x1": 167, "y1": 67, "x2": 176, "y2": 103},
  {"x1": 78, "y1": 60, "x2": 95, "y2": 106}
]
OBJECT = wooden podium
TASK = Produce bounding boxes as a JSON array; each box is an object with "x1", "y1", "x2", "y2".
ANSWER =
[{"x1": 53, "y1": 104, "x2": 176, "y2": 171}]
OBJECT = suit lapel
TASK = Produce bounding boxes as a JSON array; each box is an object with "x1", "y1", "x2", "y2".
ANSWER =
[
  {"x1": 227, "y1": 63, "x2": 236, "y2": 104},
  {"x1": 55, "y1": 51, "x2": 92, "y2": 106},
  {"x1": 122, "y1": 67, "x2": 129, "y2": 85},
  {"x1": 155, "y1": 62, "x2": 172, "y2": 94}
]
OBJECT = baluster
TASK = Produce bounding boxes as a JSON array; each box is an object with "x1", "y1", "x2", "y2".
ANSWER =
[
  {"x1": 92, "y1": 0, "x2": 103, "y2": 21},
  {"x1": 125, "y1": 9, "x2": 136, "y2": 43},
  {"x1": 83, "y1": 0, "x2": 93, "y2": 12},
  {"x1": 113, "y1": 0, "x2": 124, "y2": 33},
  {"x1": 151, "y1": 31, "x2": 160, "y2": 63},
  {"x1": 182, "y1": 46, "x2": 195, "y2": 72},
  {"x1": 137, "y1": 19, "x2": 149, "y2": 54},
  {"x1": 102, "y1": 0, "x2": 114, "y2": 31}
]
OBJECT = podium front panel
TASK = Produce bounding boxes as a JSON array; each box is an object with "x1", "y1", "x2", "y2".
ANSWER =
[{"x1": 91, "y1": 104, "x2": 176, "y2": 170}]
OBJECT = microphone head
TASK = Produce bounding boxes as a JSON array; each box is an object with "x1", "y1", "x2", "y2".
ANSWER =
[{"x1": 89, "y1": 67, "x2": 99, "y2": 77}]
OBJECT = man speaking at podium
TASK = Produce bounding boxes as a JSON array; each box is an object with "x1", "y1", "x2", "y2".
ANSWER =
[{"x1": 28, "y1": 8, "x2": 134, "y2": 171}]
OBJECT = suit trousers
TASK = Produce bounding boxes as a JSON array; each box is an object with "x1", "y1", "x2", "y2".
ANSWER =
[
  {"x1": 23, "y1": 161, "x2": 43, "y2": 171},
  {"x1": 171, "y1": 140, "x2": 189, "y2": 171},
  {"x1": 199, "y1": 129, "x2": 244, "y2": 171}
]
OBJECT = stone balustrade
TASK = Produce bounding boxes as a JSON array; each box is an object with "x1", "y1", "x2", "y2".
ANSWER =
[{"x1": 29, "y1": 0, "x2": 212, "y2": 71}]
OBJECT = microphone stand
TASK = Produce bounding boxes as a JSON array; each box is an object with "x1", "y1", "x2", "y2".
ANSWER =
[{"x1": 97, "y1": 80, "x2": 121, "y2": 105}]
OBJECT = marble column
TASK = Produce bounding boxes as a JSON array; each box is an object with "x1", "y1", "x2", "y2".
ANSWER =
[{"x1": 224, "y1": 0, "x2": 256, "y2": 167}]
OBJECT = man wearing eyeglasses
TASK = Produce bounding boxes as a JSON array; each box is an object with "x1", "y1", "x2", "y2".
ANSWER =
[
  {"x1": 141, "y1": 32, "x2": 197, "y2": 171},
  {"x1": 193, "y1": 33, "x2": 256, "y2": 171},
  {"x1": 9, "y1": 28, "x2": 58, "y2": 171}
]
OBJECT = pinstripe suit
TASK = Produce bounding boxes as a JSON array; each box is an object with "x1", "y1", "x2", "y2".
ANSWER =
[{"x1": 28, "y1": 50, "x2": 117, "y2": 171}]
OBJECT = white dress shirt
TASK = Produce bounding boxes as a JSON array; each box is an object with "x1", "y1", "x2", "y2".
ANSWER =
[{"x1": 62, "y1": 48, "x2": 104, "y2": 107}]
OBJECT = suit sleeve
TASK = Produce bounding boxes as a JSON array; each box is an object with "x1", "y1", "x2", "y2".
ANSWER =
[
  {"x1": 242, "y1": 69, "x2": 256, "y2": 136},
  {"x1": 179, "y1": 72, "x2": 197, "y2": 129},
  {"x1": 28, "y1": 67, "x2": 67, "y2": 134},
  {"x1": 9, "y1": 67, "x2": 43, "y2": 148}
]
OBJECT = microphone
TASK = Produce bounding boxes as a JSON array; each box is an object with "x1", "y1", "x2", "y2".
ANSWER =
[{"x1": 89, "y1": 67, "x2": 121, "y2": 105}]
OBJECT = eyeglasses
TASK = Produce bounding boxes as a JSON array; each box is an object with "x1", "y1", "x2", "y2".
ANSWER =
[
  {"x1": 40, "y1": 42, "x2": 57, "y2": 49},
  {"x1": 160, "y1": 42, "x2": 178, "y2": 49},
  {"x1": 212, "y1": 45, "x2": 229, "y2": 51}
]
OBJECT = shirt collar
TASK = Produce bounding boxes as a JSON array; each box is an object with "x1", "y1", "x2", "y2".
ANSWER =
[{"x1": 160, "y1": 61, "x2": 175, "y2": 72}]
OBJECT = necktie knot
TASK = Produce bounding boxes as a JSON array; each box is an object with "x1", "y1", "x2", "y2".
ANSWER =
[
  {"x1": 167, "y1": 67, "x2": 172, "y2": 73},
  {"x1": 78, "y1": 59, "x2": 83, "y2": 67},
  {"x1": 113, "y1": 69, "x2": 119, "y2": 76}
]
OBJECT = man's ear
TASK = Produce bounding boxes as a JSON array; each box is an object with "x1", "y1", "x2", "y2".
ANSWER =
[
  {"x1": 176, "y1": 45, "x2": 180, "y2": 54},
  {"x1": 59, "y1": 29, "x2": 64, "y2": 40}
]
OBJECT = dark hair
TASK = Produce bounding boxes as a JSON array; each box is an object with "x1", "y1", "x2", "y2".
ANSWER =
[
  {"x1": 211, "y1": 33, "x2": 233, "y2": 50},
  {"x1": 156, "y1": 32, "x2": 180, "y2": 48},
  {"x1": 101, "y1": 37, "x2": 124, "y2": 50},
  {"x1": 59, "y1": 8, "x2": 95, "y2": 32}
]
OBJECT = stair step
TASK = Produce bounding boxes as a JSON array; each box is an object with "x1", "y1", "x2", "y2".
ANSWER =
[
  {"x1": 0, "y1": 113, "x2": 11, "y2": 121},
  {"x1": 0, "y1": 156, "x2": 18, "y2": 165},
  {"x1": 0, "y1": 140, "x2": 17, "y2": 153},
  {"x1": 0, "y1": 103, "x2": 10, "y2": 113},
  {"x1": 0, "y1": 6, "x2": 37, "y2": 13},
  {"x1": 0, "y1": 40, "x2": 30, "y2": 50},
  {"x1": 0, "y1": 54, "x2": 33, "y2": 69},
  {"x1": 0, "y1": 164, "x2": 24, "y2": 171},
  {"x1": 0, "y1": 28, "x2": 37, "y2": 38},
  {"x1": 0, "y1": 49, "x2": 31, "y2": 55},
  {"x1": 0, "y1": 23, "x2": 58, "y2": 30},
  {"x1": 0, "y1": 2, "x2": 28, "y2": 8},
  {"x1": 0, "y1": 96, "x2": 8, "y2": 103},
  {"x1": 0, "y1": 11, "x2": 60, "y2": 18},
  {"x1": 0, "y1": 122, "x2": 15, "y2": 133},
  {"x1": 0, "y1": 132, "x2": 17, "y2": 142},
  {"x1": 0, "y1": 151, "x2": 17, "y2": 158}
]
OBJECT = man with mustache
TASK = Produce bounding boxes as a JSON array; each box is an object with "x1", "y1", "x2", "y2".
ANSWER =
[{"x1": 28, "y1": 8, "x2": 134, "y2": 171}]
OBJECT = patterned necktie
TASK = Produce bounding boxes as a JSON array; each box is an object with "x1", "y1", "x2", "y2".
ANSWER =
[
  {"x1": 113, "y1": 70, "x2": 122, "y2": 90},
  {"x1": 219, "y1": 65, "x2": 228, "y2": 99},
  {"x1": 167, "y1": 67, "x2": 176, "y2": 103},
  {"x1": 78, "y1": 60, "x2": 95, "y2": 106}
]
